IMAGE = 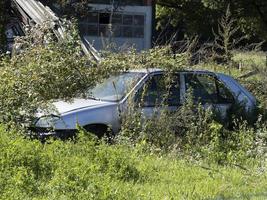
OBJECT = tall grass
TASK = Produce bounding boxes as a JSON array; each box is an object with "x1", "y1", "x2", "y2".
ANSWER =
[{"x1": 0, "y1": 124, "x2": 266, "y2": 199}]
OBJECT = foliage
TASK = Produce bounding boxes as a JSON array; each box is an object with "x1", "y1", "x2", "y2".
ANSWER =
[
  {"x1": 41, "y1": 0, "x2": 93, "y2": 17},
  {"x1": 119, "y1": 90, "x2": 263, "y2": 165},
  {"x1": 101, "y1": 46, "x2": 189, "y2": 71},
  {"x1": 0, "y1": 124, "x2": 266, "y2": 199},
  {"x1": 0, "y1": 23, "x2": 125, "y2": 126},
  {"x1": 212, "y1": 6, "x2": 247, "y2": 64},
  {"x1": 0, "y1": 124, "x2": 142, "y2": 199},
  {"x1": 119, "y1": 91, "x2": 212, "y2": 152},
  {"x1": 156, "y1": 0, "x2": 267, "y2": 45}
]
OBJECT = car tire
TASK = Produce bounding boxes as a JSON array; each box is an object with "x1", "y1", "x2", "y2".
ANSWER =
[{"x1": 83, "y1": 124, "x2": 113, "y2": 139}]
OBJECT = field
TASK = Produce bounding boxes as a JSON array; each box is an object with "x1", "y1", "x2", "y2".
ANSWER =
[
  {"x1": 0, "y1": 49, "x2": 267, "y2": 199},
  {"x1": 0, "y1": 125, "x2": 267, "y2": 200}
]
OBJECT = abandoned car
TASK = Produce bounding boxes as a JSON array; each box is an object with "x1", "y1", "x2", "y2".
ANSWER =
[{"x1": 32, "y1": 69, "x2": 257, "y2": 138}]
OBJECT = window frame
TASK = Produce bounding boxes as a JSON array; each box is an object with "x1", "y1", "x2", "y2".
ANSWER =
[
  {"x1": 214, "y1": 77, "x2": 235, "y2": 104},
  {"x1": 182, "y1": 72, "x2": 235, "y2": 105},
  {"x1": 79, "y1": 12, "x2": 145, "y2": 38},
  {"x1": 134, "y1": 72, "x2": 182, "y2": 108}
]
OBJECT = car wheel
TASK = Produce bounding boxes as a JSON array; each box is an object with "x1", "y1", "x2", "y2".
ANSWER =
[{"x1": 83, "y1": 124, "x2": 113, "y2": 139}]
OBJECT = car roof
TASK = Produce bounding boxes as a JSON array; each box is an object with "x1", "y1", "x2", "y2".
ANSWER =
[{"x1": 128, "y1": 68, "x2": 217, "y2": 75}]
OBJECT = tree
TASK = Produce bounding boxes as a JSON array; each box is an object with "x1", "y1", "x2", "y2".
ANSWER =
[
  {"x1": 202, "y1": 0, "x2": 267, "y2": 42},
  {"x1": 0, "y1": 22, "x2": 125, "y2": 126},
  {"x1": 41, "y1": 0, "x2": 93, "y2": 17},
  {"x1": 156, "y1": 0, "x2": 267, "y2": 46},
  {"x1": 212, "y1": 6, "x2": 246, "y2": 64}
]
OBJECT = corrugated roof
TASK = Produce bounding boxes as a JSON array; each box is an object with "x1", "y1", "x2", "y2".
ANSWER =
[{"x1": 12, "y1": 0, "x2": 101, "y2": 62}]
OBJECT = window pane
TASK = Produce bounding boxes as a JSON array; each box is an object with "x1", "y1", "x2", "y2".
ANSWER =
[
  {"x1": 112, "y1": 25, "x2": 121, "y2": 37},
  {"x1": 79, "y1": 23, "x2": 88, "y2": 35},
  {"x1": 137, "y1": 74, "x2": 180, "y2": 107},
  {"x1": 112, "y1": 14, "x2": 122, "y2": 24},
  {"x1": 87, "y1": 12, "x2": 99, "y2": 23},
  {"x1": 133, "y1": 27, "x2": 144, "y2": 38},
  {"x1": 88, "y1": 25, "x2": 99, "y2": 36},
  {"x1": 99, "y1": 25, "x2": 109, "y2": 37},
  {"x1": 133, "y1": 15, "x2": 144, "y2": 25},
  {"x1": 88, "y1": 72, "x2": 145, "y2": 102},
  {"x1": 123, "y1": 15, "x2": 133, "y2": 25},
  {"x1": 122, "y1": 26, "x2": 133, "y2": 37},
  {"x1": 217, "y1": 80, "x2": 234, "y2": 103},
  {"x1": 99, "y1": 13, "x2": 110, "y2": 24},
  {"x1": 185, "y1": 74, "x2": 218, "y2": 103},
  {"x1": 167, "y1": 75, "x2": 180, "y2": 106}
]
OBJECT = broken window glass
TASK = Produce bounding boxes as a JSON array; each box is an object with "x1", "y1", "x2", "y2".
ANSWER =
[{"x1": 99, "y1": 13, "x2": 110, "y2": 24}]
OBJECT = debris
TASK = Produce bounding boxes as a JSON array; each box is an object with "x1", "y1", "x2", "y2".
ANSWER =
[{"x1": 11, "y1": 0, "x2": 101, "y2": 62}]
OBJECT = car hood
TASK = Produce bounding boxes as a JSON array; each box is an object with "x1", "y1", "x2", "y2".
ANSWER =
[{"x1": 53, "y1": 98, "x2": 115, "y2": 114}]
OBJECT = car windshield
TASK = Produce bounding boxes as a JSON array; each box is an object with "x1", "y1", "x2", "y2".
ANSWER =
[{"x1": 88, "y1": 72, "x2": 146, "y2": 102}]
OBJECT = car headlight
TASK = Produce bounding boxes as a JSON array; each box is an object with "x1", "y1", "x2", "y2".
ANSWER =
[{"x1": 35, "y1": 115, "x2": 61, "y2": 128}]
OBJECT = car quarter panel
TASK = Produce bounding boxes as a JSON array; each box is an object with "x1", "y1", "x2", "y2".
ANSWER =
[{"x1": 216, "y1": 73, "x2": 257, "y2": 110}]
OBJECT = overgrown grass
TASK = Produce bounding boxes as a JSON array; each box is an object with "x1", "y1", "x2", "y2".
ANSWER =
[
  {"x1": 0, "y1": 125, "x2": 266, "y2": 200},
  {"x1": 1, "y1": 39, "x2": 267, "y2": 199},
  {"x1": 194, "y1": 51, "x2": 266, "y2": 78},
  {"x1": 233, "y1": 51, "x2": 266, "y2": 69}
]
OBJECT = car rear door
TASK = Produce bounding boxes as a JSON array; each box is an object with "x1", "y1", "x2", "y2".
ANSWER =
[{"x1": 182, "y1": 72, "x2": 235, "y2": 118}]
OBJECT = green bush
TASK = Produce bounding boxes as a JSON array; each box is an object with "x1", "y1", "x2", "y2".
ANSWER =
[
  {"x1": 119, "y1": 92, "x2": 262, "y2": 165},
  {"x1": 0, "y1": 39, "x2": 124, "y2": 126},
  {"x1": 0, "y1": 124, "x2": 266, "y2": 199},
  {"x1": 0, "y1": 124, "x2": 143, "y2": 199}
]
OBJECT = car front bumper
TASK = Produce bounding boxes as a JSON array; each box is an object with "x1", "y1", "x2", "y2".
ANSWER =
[{"x1": 29, "y1": 127, "x2": 77, "y2": 141}]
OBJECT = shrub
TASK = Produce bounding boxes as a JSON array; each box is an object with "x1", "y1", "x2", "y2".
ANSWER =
[
  {"x1": 118, "y1": 87, "x2": 263, "y2": 165},
  {"x1": 119, "y1": 91, "x2": 211, "y2": 151},
  {"x1": 198, "y1": 121, "x2": 263, "y2": 165},
  {"x1": 0, "y1": 124, "x2": 143, "y2": 199},
  {"x1": 0, "y1": 34, "x2": 124, "y2": 127}
]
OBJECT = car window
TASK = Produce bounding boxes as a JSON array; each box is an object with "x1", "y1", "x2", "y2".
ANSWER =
[
  {"x1": 216, "y1": 80, "x2": 234, "y2": 103},
  {"x1": 136, "y1": 74, "x2": 180, "y2": 107},
  {"x1": 185, "y1": 73, "x2": 234, "y2": 104},
  {"x1": 88, "y1": 72, "x2": 145, "y2": 102},
  {"x1": 185, "y1": 73, "x2": 217, "y2": 103}
]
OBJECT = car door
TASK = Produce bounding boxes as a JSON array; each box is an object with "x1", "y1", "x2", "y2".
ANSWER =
[
  {"x1": 183, "y1": 72, "x2": 234, "y2": 118},
  {"x1": 134, "y1": 72, "x2": 182, "y2": 119}
]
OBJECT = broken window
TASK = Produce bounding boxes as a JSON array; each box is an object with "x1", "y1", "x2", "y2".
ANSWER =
[
  {"x1": 99, "y1": 13, "x2": 110, "y2": 24},
  {"x1": 79, "y1": 12, "x2": 145, "y2": 38}
]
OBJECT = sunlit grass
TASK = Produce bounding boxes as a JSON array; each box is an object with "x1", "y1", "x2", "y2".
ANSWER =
[
  {"x1": 0, "y1": 124, "x2": 266, "y2": 199},
  {"x1": 133, "y1": 156, "x2": 267, "y2": 199}
]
